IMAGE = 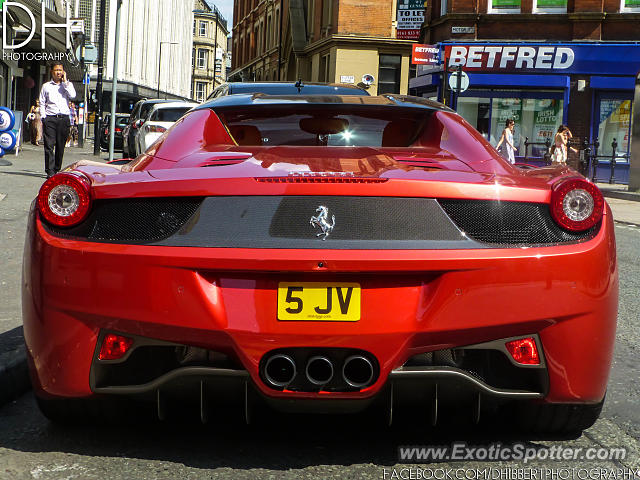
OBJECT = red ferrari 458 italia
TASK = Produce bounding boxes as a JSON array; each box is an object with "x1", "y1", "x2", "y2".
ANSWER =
[{"x1": 23, "y1": 94, "x2": 618, "y2": 432}]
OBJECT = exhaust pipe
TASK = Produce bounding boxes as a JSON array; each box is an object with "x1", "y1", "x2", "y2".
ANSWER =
[
  {"x1": 342, "y1": 355, "x2": 374, "y2": 388},
  {"x1": 264, "y1": 354, "x2": 297, "y2": 388},
  {"x1": 305, "y1": 356, "x2": 334, "y2": 386}
]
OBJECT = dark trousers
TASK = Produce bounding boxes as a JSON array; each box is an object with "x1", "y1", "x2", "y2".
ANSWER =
[{"x1": 43, "y1": 115, "x2": 71, "y2": 175}]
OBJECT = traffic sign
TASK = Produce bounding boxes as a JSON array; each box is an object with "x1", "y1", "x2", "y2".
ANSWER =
[
  {"x1": 75, "y1": 43, "x2": 99, "y2": 64},
  {"x1": 448, "y1": 70, "x2": 469, "y2": 93}
]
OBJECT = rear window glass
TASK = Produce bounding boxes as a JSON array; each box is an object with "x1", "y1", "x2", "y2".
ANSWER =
[
  {"x1": 116, "y1": 117, "x2": 128, "y2": 127},
  {"x1": 215, "y1": 105, "x2": 432, "y2": 148},
  {"x1": 150, "y1": 108, "x2": 192, "y2": 122}
]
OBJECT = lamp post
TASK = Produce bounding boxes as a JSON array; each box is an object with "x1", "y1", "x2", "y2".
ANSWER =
[{"x1": 157, "y1": 41, "x2": 178, "y2": 98}]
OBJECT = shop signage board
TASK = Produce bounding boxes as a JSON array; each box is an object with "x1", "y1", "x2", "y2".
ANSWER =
[
  {"x1": 412, "y1": 44, "x2": 439, "y2": 65},
  {"x1": 396, "y1": 0, "x2": 424, "y2": 41},
  {"x1": 443, "y1": 43, "x2": 640, "y2": 76}
]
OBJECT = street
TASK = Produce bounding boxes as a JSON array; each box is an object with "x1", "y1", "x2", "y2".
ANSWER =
[{"x1": 1, "y1": 144, "x2": 639, "y2": 479}]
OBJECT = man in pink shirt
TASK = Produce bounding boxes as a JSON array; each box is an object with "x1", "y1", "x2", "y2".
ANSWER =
[{"x1": 39, "y1": 62, "x2": 76, "y2": 178}]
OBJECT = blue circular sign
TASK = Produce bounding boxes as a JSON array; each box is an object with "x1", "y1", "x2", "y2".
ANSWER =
[
  {"x1": 0, "y1": 107, "x2": 15, "y2": 132},
  {"x1": 0, "y1": 131, "x2": 16, "y2": 151}
]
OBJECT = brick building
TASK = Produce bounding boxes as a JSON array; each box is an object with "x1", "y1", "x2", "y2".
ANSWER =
[
  {"x1": 412, "y1": 0, "x2": 640, "y2": 182},
  {"x1": 229, "y1": 0, "x2": 416, "y2": 95}
]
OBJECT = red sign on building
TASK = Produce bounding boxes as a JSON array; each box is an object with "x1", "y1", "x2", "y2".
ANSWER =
[{"x1": 411, "y1": 44, "x2": 439, "y2": 65}]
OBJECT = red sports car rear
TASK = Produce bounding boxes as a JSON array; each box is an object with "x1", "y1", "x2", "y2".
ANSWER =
[{"x1": 23, "y1": 95, "x2": 617, "y2": 432}]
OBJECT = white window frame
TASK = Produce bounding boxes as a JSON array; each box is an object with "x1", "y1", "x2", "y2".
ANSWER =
[
  {"x1": 199, "y1": 21, "x2": 207, "y2": 37},
  {"x1": 487, "y1": 0, "x2": 521, "y2": 14},
  {"x1": 195, "y1": 82, "x2": 206, "y2": 103},
  {"x1": 533, "y1": 0, "x2": 567, "y2": 13},
  {"x1": 197, "y1": 49, "x2": 208, "y2": 70},
  {"x1": 620, "y1": 0, "x2": 640, "y2": 11}
]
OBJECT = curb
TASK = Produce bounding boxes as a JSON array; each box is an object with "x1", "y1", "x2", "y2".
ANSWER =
[
  {"x1": 600, "y1": 190, "x2": 640, "y2": 203},
  {"x1": 0, "y1": 345, "x2": 30, "y2": 408}
]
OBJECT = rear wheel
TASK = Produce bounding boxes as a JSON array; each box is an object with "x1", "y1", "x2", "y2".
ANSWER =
[{"x1": 516, "y1": 397, "x2": 604, "y2": 434}]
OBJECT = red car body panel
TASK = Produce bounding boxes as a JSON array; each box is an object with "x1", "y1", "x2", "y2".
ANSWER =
[{"x1": 23, "y1": 96, "x2": 617, "y2": 418}]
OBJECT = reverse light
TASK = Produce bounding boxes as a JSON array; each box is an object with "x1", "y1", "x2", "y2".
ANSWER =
[
  {"x1": 550, "y1": 178, "x2": 604, "y2": 232},
  {"x1": 505, "y1": 337, "x2": 540, "y2": 365},
  {"x1": 37, "y1": 172, "x2": 92, "y2": 227},
  {"x1": 99, "y1": 333, "x2": 134, "y2": 360}
]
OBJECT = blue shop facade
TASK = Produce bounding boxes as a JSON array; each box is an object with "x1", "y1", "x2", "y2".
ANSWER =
[{"x1": 409, "y1": 42, "x2": 640, "y2": 183}]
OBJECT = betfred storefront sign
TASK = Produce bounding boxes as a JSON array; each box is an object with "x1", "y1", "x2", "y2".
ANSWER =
[
  {"x1": 412, "y1": 44, "x2": 439, "y2": 65},
  {"x1": 445, "y1": 45, "x2": 574, "y2": 71},
  {"x1": 442, "y1": 43, "x2": 640, "y2": 76}
]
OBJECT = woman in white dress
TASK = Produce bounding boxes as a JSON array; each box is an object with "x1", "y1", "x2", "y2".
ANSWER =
[
  {"x1": 550, "y1": 125, "x2": 577, "y2": 165},
  {"x1": 496, "y1": 119, "x2": 517, "y2": 164}
]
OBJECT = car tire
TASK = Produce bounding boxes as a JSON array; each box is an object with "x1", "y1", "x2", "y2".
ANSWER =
[{"x1": 516, "y1": 397, "x2": 604, "y2": 434}]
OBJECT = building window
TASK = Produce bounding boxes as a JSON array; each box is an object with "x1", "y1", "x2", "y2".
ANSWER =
[
  {"x1": 195, "y1": 82, "x2": 206, "y2": 103},
  {"x1": 378, "y1": 54, "x2": 401, "y2": 94},
  {"x1": 487, "y1": 0, "x2": 521, "y2": 13},
  {"x1": 440, "y1": 0, "x2": 448, "y2": 16},
  {"x1": 319, "y1": 53, "x2": 330, "y2": 82},
  {"x1": 199, "y1": 21, "x2": 207, "y2": 37},
  {"x1": 533, "y1": 0, "x2": 567, "y2": 13},
  {"x1": 266, "y1": 16, "x2": 272, "y2": 49},
  {"x1": 197, "y1": 49, "x2": 208, "y2": 69},
  {"x1": 621, "y1": 0, "x2": 640, "y2": 11},
  {"x1": 192, "y1": 48, "x2": 195, "y2": 68},
  {"x1": 193, "y1": 20, "x2": 196, "y2": 36}
]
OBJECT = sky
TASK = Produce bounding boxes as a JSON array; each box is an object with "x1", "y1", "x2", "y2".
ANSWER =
[{"x1": 206, "y1": 0, "x2": 234, "y2": 28}]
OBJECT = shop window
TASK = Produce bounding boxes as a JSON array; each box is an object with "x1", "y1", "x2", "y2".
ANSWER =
[
  {"x1": 457, "y1": 97, "x2": 491, "y2": 138},
  {"x1": 597, "y1": 99, "x2": 632, "y2": 162},
  {"x1": 488, "y1": 0, "x2": 521, "y2": 13},
  {"x1": 197, "y1": 49, "x2": 208, "y2": 70},
  {"x1": 620, "y1": 0, "x2": 640, "y2": 11},
  {"x1": 465, "y1": 96, "x2": 564, "y2": 159},
  {"x1": 440, "y1": 0, "x2": 448, "y2": 16},
  {"x1": 533, "y1": 0, "x2": 567, "y2": 13},
  {"x1": 378, "y1": 54, "x2": 402, "y2": 95}
]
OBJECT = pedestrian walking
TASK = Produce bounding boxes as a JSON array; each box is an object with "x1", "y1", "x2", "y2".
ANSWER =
[
  {"x1": 39, "y1": 62, "x2": 76, "y2": 178},
  {"x1": 550, "y1": 125, "x2": 577, "y2": 166},
  {"x1": 67, "y1": 101, "x2": 79, "y2": 147},
  {"x1": 496, "y1": 118, "x2": 517, "y2": 164},
  {"x1": 27, "y1": 101, "x2": 43, "y2": 145}
]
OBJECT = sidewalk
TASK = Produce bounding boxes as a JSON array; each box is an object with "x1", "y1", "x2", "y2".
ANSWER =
[
  {"x1": 0, "y1": 147, "x2": 638, "y2": 407},
  {"x1": 597, "y1": 183, "x2": 640, "y2": 226}
]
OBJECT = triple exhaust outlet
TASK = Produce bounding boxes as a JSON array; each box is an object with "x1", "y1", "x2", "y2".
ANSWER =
[{"x1": 263, "y1": 353, "x2": 375, "y2": 390}]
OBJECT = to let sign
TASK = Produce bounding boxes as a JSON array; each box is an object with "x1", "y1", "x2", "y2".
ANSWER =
[{"x1": 412, "y1": 44, "x2": 439, "y2": 65}]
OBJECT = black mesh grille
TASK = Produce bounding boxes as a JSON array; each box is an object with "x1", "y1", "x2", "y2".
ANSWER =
[
  {"x1": 438, "y1": 199, "x2": 599, "y2": 245},
  {"x1": 43, "y1": 197, "x2": 204, "y2": 243}
]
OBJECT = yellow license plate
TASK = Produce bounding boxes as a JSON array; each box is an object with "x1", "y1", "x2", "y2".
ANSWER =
[{"x1": 277, "y1": 282, "x2": 361, "y2": 321}]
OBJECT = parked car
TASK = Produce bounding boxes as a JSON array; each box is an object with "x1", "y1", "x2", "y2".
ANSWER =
[
  {"x1": 26, "y1": 94, "x2": 617, "y2": 433},
  {"x1": 100, "y1": 113, "x2": 129, "y2": 151},
  {"x1": 206, "y1": 81, "x2": 370, "y2": 101},
  {"x1": 134, "y1": 101, "x2": 197, "y2": 156},
  {"x1": 121, "y1": 99, "x2": 175, "y2": 158}
]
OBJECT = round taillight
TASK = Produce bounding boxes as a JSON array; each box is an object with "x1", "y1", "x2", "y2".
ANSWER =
[
  {"x1": 37, "y1": 172, "x2": 92, "y2": 227},
  {"x1": 550, "y1": 178, "x2": 604, "y2": 232}
]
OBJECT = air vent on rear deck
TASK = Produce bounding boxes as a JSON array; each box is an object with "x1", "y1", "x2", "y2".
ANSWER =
[{"x1": 255, "y1": 177, "x2": 388, "y2": 184}]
